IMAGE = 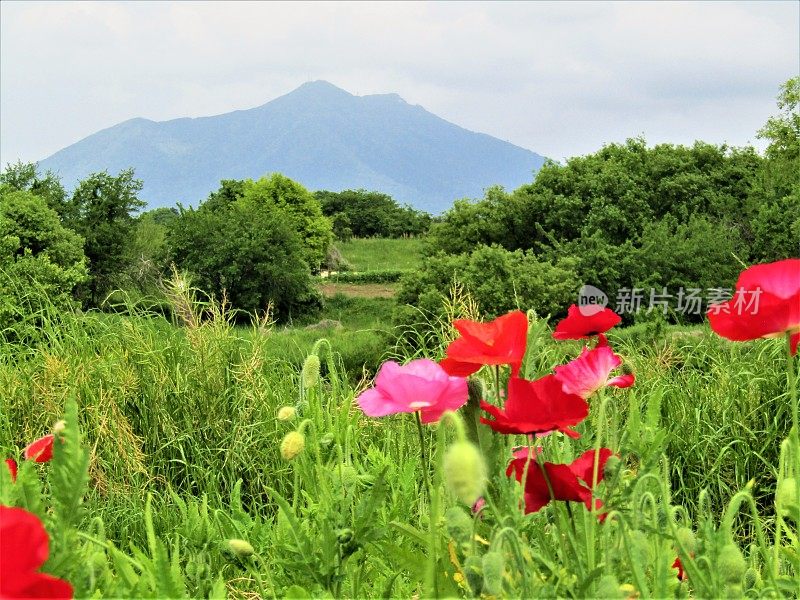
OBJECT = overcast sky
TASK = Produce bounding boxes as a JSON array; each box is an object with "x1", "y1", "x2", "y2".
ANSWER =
[{"x1": 1, "y1": 1, "x2": 798, "y2": 166}]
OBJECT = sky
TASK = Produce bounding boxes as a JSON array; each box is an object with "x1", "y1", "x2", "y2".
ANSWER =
[{"x1": 1, "y1": 1, "x2": 798, "y2": 165}]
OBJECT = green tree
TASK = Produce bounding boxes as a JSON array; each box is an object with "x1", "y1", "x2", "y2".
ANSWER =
[
  {"x1": 68, "y1": 169, "x2": 146, "y2": 306},
  {"x1": 0, "y1": 161, "x2": 69, "y2": 219},
  {"x1": 167, "y1": 199, "x2": 320, "y2": 321},
  {"x1": 0, "y1": 189, "x2": 87, "y2": 337},
  {"x1": 316, "y1": 189, "x2": 431, "y2": 239}
]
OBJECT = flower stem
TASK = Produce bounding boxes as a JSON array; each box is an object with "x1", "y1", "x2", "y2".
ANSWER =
[{"x1": 415, "y1": 411, "x2": 432, "y2": 506}]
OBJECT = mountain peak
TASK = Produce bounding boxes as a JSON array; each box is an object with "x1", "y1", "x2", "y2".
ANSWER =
[{"x1": 39, "y1": 83, "x2": 546, "y2": 214}]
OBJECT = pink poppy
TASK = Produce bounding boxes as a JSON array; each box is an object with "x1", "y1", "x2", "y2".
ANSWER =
[
  {"x1": 357, "y1": 359, "x2": 468, "y2": 424},
  {"x1": 708, "y1": 259, "x2": 800, "y2": 355},
  {"x1": 553, "y1": 345, "x2": 635, "y2": 399},
  {"x1": 23, "y1": 435, "x2": 55, "y2": 463}
]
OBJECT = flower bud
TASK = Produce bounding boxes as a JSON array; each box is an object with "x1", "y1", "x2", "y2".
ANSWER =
[
  {"x1": 675, "y1": 527, "x2": 697, "y2": 554},
  {"x1": 52, "y1": 420, "x2": 66, "y2": 434},
  {"x1": 277, "y1": 406, "x2": 296, "y2": 421},
  {"x1": 444, "y1": 506, "x2": 472, "y2": 545},
  {"x1": 331, "y1": 463, "x2": 359, "y2": 491},
  {"x1": 629, "y1": 530, "x2": 654, "y2": 565},
  {"x1": 463, "y1": 555, "x2": 483, "y2": 596},
  {"x1": 776, "y1": 477, "x2": 797, "y2": 520},
  {"x1": 301, "y1": 354, "x2": 321, "y2": 389},
  {"x1": 603, "y1": 455, "x2": 621, "y2": 480},
  {"x1": 226, "y1": 538, "x2": 254, "y2": 557},
  {"x1": 717, "y1": 543, "x2": 746, "y2": 585},
  {"x1": 280, "y1": 431, "x2": 305, "y2": 461},
  {"x1": 443, "y1": 441, "x2": 486, "y2": 506},
  {"x1": 743, "y1": 567, "x2": 761, "y2": 591},
  {"x1": 335, "y1": 528, "x2": 354, "y2": 545},
  {"x1": 595, "y1": 574, "x2": 623, "y2": 599},
  {"x1": 481, "y1": 551, "x2": 505, "y2": 596}
]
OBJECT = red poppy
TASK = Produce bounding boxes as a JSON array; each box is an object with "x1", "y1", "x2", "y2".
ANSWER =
[
  {"x1": 23, "y1": 435, "x2": 55, "y2": 463},
  {"x1": 5, "y1": 459, "x2": 17, "y2": 482},
  {"x1": 505, "y1": 448, "x2": 613, "y2": 515},
  {"x1": 480, "y1": 375, "x2": 588, "y2": 438},
  {"x1": 553, "y1": 345, "x2": 635, "y2": 399},
  {"x1": 441, "y1": 311, "x2": 528, "y2": 377},
  {"x1": 708, "y1": 259, "x2": 800, "y2": 355},
  {"x1": 552, "y1": 304, "x2": 621, "y2": 345},
  {"x1": 672, "y1": 556, "x2": 686, "y2": 581},
  {"x1": 0, "y1": 506, "x2": 73, "y2": 599}
]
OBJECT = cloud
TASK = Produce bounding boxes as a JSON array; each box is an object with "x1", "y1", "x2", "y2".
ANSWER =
[{"x1": 1, "y1": 1, "x2": 797, "y2": 165}]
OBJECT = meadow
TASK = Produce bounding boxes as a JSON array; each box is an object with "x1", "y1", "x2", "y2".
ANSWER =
[{"x1": 1, "y1": 251, "x2": 798, "y2": 598}]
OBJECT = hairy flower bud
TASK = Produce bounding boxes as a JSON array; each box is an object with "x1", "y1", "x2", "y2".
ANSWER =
[
  {"x1": 301, "y1": 354, "x2": 321, "y2": 389},
  {"x1": 280, "y1": 431, "x2": 305, "y2": 461},
  {"x1": 277, "y1": 406, "x2": 296, "y2": 422},
  {"x1": 443, "y1": 441, "x2": 486, "y2": 506},
  {"x1": 226, "y1": 538, "x2": 254, "y2": 557},
  {"x1": 603, "y1": 455, "x2": 621, "y2": 480},
  {"x1": 444, "y1": 506, "x2": 472, "y2": 545},
  {"x1": 482, "y1": 551, "x2": 505, "y2": 595},
  {"x1": 776, "y1": 477, "x2": 797, "y2": 520},
  {"x1": 675, "y1": 527, "x2": 697, "y2": 554},
  {"x1": 595, "y1": 574, "x2": 623, "y2": 599},
  {"x1": 743, "y1": 567, "x2": 761, "y2": 591},
  {"x1": 463, "y1": 555, "x2": 483, "y2": 596},
  {"x1": 717, "y1": 543, "x2": 746, "y2": 585}
]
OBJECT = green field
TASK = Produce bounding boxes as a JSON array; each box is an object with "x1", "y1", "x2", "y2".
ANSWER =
[
  {"x1": 1, "y1": 299, "x2": 797, "y2": 598},
  {"x1": 336, "y1": 237, "x2": 424, "y2": 272}
]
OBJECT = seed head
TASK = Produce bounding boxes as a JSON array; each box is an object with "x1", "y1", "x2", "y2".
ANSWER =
[
  {"x1": 52, "y1": 420, "x2": 66, "y2": 435},
  {"x1": 280, "y1": 431, "x2": 305, "y2": 461}
]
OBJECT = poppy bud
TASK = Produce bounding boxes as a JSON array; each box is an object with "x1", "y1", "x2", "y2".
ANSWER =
[
  {"x1": 301, "y1": 354, "x2": 321, "y2": 389},
  {"x1": 481, "y1": 551, "x2": 505, "y2": 595},
  {"x1": 629, "y1": 530, "x2": 654, "y2": 565},
  {"x1": 277, "y1": 406, "x2": 296, "y2": 421},
  {"x1": 776, "y1": 477, "x2": 797, "y2": 520},
  {"x1": 444, "y1": 506, "x2": 472, "y2": 545},
  {"x1": 722, "y1": 584, "x2": 744, "y2": 599},
  {"x1": 463, "y1": 555, "x2": 483, "y2": 596},
  {"x1": 603, "y1": 455, "x2": 621, "y2": 480},
  {"x1": 52, "y1": 420, "x2": 66, "y2": 435},
  {"x1": 675, "y1": 527, "x2": 697, "y2": 554},
  {"x1": 331, "y1": 463, "x2": 359, "y2": 491},
  {"x1": 743, "y1": 567, "x2": 761, "y2": 591},
  {"x1": 280, "y1": 431, "x2": 305, "y2": 461},
  {"x1": 717, "y1": 543, "x2": 746, "y2": 585},
  {"x1": 335, "y1": 528, "x2": 354, "y2": 545},
  {"x1": 595, "y1": 574, "x2": 623, "y2": 599},
  {"x1": 226, "y1": 538, "x2": 254, "y2": 557},
  {"x1": 443, "y1": 441, "x2": 486, "y2": 506}
]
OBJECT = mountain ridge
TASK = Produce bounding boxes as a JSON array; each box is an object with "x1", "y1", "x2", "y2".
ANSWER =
[{"x1": 39, "y1": 81, "x2": 546, "y2": 214}]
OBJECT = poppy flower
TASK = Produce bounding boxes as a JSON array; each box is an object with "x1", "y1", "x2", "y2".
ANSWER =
[
  {"x1": 0, "y1": 506, "x2": 73, "y2": 599},
  {"x1": 23, "y1": 435, "x2": 55, "y2": 463},
  {"x1": 553, "y1": 345, "x2": 635, "y2": 399},
  {"x1": 707, "y1": 259, "x2": 800, "y2": 355},
  {"x1": 480, "y1": 375, "x2": 588, "y2": 438},
  {"x1": 441, "y1": 311, "x2": 528, "y2": 377},
  {"x1": 506, "y1": 448, "x2": 613, "y2": 515},
  {"x1": 672, "y1": 556, "x2": 686, "y2": 581},
  {"x1": 5, "y1": 459, "x2": 16, "y2": 482},
  {"x1": 356, "y1": 359, "x2": 468, "y2": 424},
  {"x1": 553, "y1": 304, "x2": 621, "y2": 345}
]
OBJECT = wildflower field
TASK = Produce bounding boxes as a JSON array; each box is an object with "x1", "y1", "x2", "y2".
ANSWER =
[{"x1": 1, "y1": 259, "x2": 798, "y2": 599}]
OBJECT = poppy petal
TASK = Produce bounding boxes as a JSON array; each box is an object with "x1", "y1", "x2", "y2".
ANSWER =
[{"x1": 23, "y1": 435, "x2": 55, "y2": 463}]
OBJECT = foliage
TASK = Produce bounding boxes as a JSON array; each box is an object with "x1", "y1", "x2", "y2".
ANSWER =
[
  {"x1": 316, "y1": 189, "x2": 432, "y2": 239},
  {"x1": 0, "y1": 189, "x2": 87, "y2": 339},
  {"x1": 398, "y1": 244, "x2": 579, "y2": 320},
  {"x1": 0, "y1": 161, "x2": 70, "y2": 219},
  {"x1": 167, "y1": 198, "x2": 321, "y2": 321},
  {"x1": 67, "y1": 169, "x2": 146, "y2": 306},
  {"x1": 326, "y1": 269, "x2": 405, "y2": 284}
]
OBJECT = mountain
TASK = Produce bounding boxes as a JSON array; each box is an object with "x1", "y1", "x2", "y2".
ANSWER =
[{"x1": 38, "y1": 81, "x2": 546, "y2": 214}]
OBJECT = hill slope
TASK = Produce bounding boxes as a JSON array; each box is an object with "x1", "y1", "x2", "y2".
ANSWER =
[{"x1": 39, "y1": 81, "x2": 546, "y2": 213}]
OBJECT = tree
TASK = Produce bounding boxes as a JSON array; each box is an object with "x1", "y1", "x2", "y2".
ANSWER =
[
  {"x1": 167, "y1": 199, "x2": 320, "y2": 321},
  {"x1": 0, "y1": 189, "x2": 87, "y2": 337},
  {"x1": 316, "y1": 189, "x2": 432, "y2": 238},
  {"x1": 68, "y1": 169, "x2": 146, "y2": 306},
  {"x1": 0, "y1": 161, "x2": 69, "y2": 219}
]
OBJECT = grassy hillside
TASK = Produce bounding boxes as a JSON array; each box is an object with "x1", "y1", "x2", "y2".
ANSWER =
[{"x1": 336, "y1": 237, "x2": 424, "y2": 272}]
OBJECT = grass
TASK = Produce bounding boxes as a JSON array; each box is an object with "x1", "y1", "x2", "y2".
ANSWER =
[
  {"x1": 1, "y1": 297, "x2": 797, "y2": 598},
  {"x1": 335, "y1": 237, "x2": 424, "y2": 272}
]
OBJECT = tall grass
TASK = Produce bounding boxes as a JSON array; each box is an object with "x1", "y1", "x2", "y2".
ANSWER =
[{"x1": 1, "y1": 286, "x2": 796, "y2": 597}]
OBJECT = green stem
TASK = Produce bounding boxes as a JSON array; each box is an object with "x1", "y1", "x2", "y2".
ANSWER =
[{"x1": 415, "y1": 411, "x2": 432, "y2": 506}]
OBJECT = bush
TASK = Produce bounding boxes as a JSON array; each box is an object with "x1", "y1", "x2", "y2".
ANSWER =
[
  {"x1": 0, "y1": 189, "x2": 87, "y2": 338},
  {"x1": 326, "y1": 270, "x2": 404, "y2": 284}
]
